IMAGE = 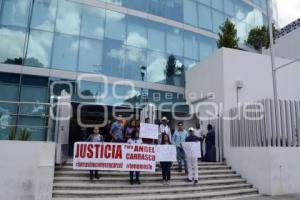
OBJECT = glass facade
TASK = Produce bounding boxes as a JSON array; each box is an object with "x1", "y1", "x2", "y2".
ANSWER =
[
  {"x1": 0, "y1": 0, "x2": 269, "y2": 141},
  {"x1": 0, "y1": 0, "x2": 268, "y2": 87}
]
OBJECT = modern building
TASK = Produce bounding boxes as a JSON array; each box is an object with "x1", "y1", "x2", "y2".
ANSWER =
[{"x1": 0, "y1": 0, "x2": 270, "y2": 143}]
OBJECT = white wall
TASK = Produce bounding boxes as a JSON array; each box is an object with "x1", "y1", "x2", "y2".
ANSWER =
[
  {"x1": 0, "y1": 141, "x2": 55, "y2": 200},
  {"x1": 185, "y1": 48, "x2": 300, "y2": 195},
  {"x1": 226, "y1": 146, "x2": 300, "y2": 195},
  {"x1": 273, "y1": 28, "x2": 300, "y2": 61}
]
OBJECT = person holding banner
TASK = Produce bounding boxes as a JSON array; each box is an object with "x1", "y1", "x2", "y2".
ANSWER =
[
  {"x1": 172, "y1": 122, "x2": 188, "y2": 174},
  {"x1": 86, "y1": 127, "x2": 104, "y2": 180},
  {"x1": 127, "y1": 129, "x2": 143, "y2": 185},
  {"x1": 160, "y1": 133, "x2": 173, "y2": 185},
  {"x1": 159, "y1": 117, "x2": 172, "y2": 144},
  {"x1": 185, "y1": 127, "x2": 200, "y2": 184}
]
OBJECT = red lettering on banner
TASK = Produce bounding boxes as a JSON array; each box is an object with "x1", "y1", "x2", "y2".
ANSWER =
[
  {"x1": 94, "y1": 144, "x2": 100, "y2": 158},
  {"x1": 104, "y1": 144, "x2": 111, "y2": 159},
  {"x1": 87, "y1": 144, "x2": 93, "y2": 158}
]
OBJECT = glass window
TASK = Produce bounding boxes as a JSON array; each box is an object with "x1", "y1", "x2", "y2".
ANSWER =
[
  {"x1": 81, "y1": 5, "x2": 105, "y2": 40},
  {"x1": 126, "y1": 17, "x2": 147, "y2": 48},
  {"x1": 234, "y1": 1, "x2": 252, "y2": 21},
  {"x1": 211, "y1": 0, "x2": 223, "y2": 11},
  {"x1": 183, "y1": 0, "x2": 198, "y2": 27},
  {"x1": 0, "y1": 0, "x2": 31, "y2": 27},
  {"x1": 148, "y1": 0, "x2": 165, "y2": 17},
  {"x1": 0, "y1": 73, "x2": 19, "y2": 114},
  {"x1": 0, "y1": 27, "x2": 26, "y2": 64},
  {"x1": 25, "y1": 30, "x2": 53, "y2": 68},
  {"x1": 147, "y1": 51, "x2": 166, "y2": 84},
  {"x1": 17, "y1": 117, "x2": 48, "y2": 141},
  {"x1": 124, "y1": 0, "x2": 148, "y2": 12},
  {"x1": 147, "y1": 22, "x2": 165, "y2": 52},
  {"x1": 106, "y1": 0, "x2": 123, "y2": 6},
  {"x1": 164, "y1": 0, "x2": 183, "y2": 22},
  {"x1": 125, "y1": 46, "x2": 146, "y2": 81},
  {"x1": 19, "y1": 75, "x2": 48, "y2": 115},
  {"x1": 184, "y1": 58, "x2": 197, "y2": 69},
  {"x1": 55, "y1": 0, "x2": 81, "y2": 35},
  {"x1": 198, "y1": 4, "x2": 212, "y2": 30},
  {"x1": 184, "y1": 32, "x2": 199, "y2": 60},
  {"x1": 31, "y1": 0, "x2": 57, "y2": 31},
  {"x1": 78, "y1": 38, "x2": 103, "y2": 73},
  {"x1": 212, "y1": 10, "x2": 224, "y2": 33},
  {"x1": 196, "y1": 0, "x2": 210, "y2": 6},
  {"x1": 166, "y1": 28, "x2": 183, "y2": 57},
  {"x1": 105, "y1": 10, "x2": 126, "y2": 41},
  {"x1": 103, "y1": 38, "x2": 125, "y2": 78},
  {"x1": 52, "y1": 33, "x2": 79, "y2": 71},
  {"x1": 199, "y1": 37, "x2": 215, "y2": 61},
  {"x1": 224, "y1": 0, "x2": 235, "y2": 16},
  {"x1": 77, "y1": 80, "x2": 103, "y2": 102}
]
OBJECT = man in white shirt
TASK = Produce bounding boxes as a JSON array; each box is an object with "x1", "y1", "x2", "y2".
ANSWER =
[
  {"x1": 194, "y1": 122, "x2": 204, "y2": 159},
  {"x1": 159, "y1": 117, "x2": 172, "y2": 144}
]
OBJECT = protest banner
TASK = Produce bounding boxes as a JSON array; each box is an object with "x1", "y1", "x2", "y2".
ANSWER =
[
  {"x1": 139, "y1": 122, "x2": 159, "y2": 139},
  {"x1": 156, "y1": 145, "x2": 177, "y2": 162},
  {"x1": 182, "y1": 142, "x2": 201, "y2": 158},
  {"x1": 73, "y1": 142, "x2": 156, "y2": 172}
]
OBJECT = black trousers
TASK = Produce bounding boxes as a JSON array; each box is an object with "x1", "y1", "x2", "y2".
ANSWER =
[
  {"x1": 129, "y1": 171, "x2": 140, "y2": 181},
  {"x1": 160, "y1": 162, "x2": 172, "y2": 181},
  {"x1": 89, "y1": 170, "x2": 98, "y2": 177}
]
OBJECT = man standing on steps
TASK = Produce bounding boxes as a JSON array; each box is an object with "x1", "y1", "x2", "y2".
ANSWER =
[
  {"x1": 185, "y1": 127, "x2": 200, "y2": 184},
  {"x1": 172, "y1": 122, "x2": 188, "y2": 174}
]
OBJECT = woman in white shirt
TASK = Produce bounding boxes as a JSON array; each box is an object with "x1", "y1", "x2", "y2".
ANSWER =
[{"x1": 127, "y1": 129, "x2": 143, "y2": 185}]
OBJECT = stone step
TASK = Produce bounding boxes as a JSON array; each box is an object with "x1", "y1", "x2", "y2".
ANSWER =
[
  {"x1": 55, "y1": 165, "x2": 231, "y2": 171},
  {"x1": 53, "y1": 174, "x2": 242, "y2": 183},
  {"x1": 54, "y1": 169, "x2": 236, "y2": 177},
  {"x1": 52, "y1": 188, "x2": 258, "y2": 200},
  {"x1": 63, "y1": 162, "x2": 225, "y2": 167},
  {"x1": 53, "y1": 178, "x2": 247, "y2": 190},
  {"x1": 52, "y1": 183, "x2": 253, "y2": 197}
]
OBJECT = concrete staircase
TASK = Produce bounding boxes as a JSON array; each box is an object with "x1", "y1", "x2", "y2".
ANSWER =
[{"x1": 52, "y1": 162, "x2": 259, "y2": 200}]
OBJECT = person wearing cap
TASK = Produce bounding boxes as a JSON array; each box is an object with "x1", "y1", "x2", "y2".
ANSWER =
[
  {"x1": 185, "y1": 127, "x2": 200, "y2": 184},
  {"x1": 172, "y1": 122, "x2": 188, "y2": 174},
  {"x1": 110, "y1": 115, "x2": 124, "y2": 142},
  {"x1": 159, "y1": 116, "x2": 172, "y2": 144}
]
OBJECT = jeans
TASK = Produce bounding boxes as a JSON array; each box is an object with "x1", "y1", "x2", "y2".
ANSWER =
[
  {"x1": 160, "y1": 162, "x2": 172, "y2": 181},
  {"x1": 176, "y1": 147, "x2": 187, "y2": 172},
  {"x1": 129, "y1": 171, "x2": 140, "y2": 182}
]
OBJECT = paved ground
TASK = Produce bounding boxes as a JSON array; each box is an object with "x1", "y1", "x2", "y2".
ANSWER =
[{"x1": 238, "y1": 194, "x2": 300, "y2": 200}]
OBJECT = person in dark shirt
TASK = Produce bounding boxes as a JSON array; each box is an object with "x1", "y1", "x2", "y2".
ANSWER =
[{"x1": 204, "y1": 124, "x2": 216, "y2": 162}]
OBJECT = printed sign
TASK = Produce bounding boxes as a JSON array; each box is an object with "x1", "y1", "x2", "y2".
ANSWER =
[
  {"x1": 73, "y1": 142, "x2": 156, "y2": 172},
  {"x1": 156, "y1": 145, "x2": 177, "y2": 162},
  {"x1": 139, "y1": 123, "x2": 159, "y2": 139},
  {"x1": 182, "y1": 142, "x2": 201, "y2": 158}
]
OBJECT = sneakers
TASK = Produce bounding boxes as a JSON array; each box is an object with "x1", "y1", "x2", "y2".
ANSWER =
[
  {"x1": 95, "y1": 174, "x2": 100, "y2": 179},
  {"x1": 135, "y1": 180, "x2": 141, "y2": 185},
  {"x1": 187, "y1": 179, "x2": 193, "y2": 182},
  {"x1": 162, "y1": 180, "x2": 166, "y2": 185},
  {"x1": 194, "y1": 180, "x2": 198, "y2": 184},
  {"x1": 166, "y1": 180, "x2": 170, "y2": 185}
]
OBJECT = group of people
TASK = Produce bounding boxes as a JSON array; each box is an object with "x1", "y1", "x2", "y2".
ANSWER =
[{"x1": 85, "y1": 116, "x2": 216, "y2": 186}]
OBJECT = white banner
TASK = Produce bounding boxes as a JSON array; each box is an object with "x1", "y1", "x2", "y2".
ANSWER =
[
  {"x1": 156, "y1": 145, "x2": 177, "y2": 162},
  {"x1": 182, "y1": 142, "x2": 201, "y2": 158},
  {"x1": 139, "y1": 123, "x2": 159, "y2": 139},
  {"x1": 73, "y1": 142, "x2": 156, "y2": 172}
]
